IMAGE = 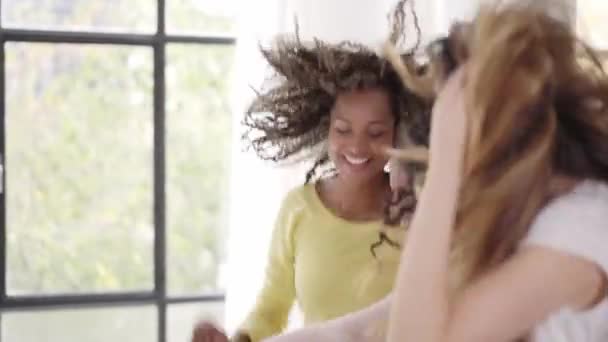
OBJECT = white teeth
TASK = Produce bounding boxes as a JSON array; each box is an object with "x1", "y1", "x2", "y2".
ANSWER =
[{"x1": 344, "y1": 155, "x2": 369, "y2": 165}]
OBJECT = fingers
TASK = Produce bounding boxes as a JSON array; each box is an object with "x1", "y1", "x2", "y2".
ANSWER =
[
  {"x1": 383, "y1": 146, "x2": 429, "y2": 163},
  {"x1": 192, "y1": 322, "x2": 228, "y2": 342},
  {"x1": 384, "y1": 188, "x2": 417, "y2": 226},
  {"x1": 389, "y1": 158, "x2": 411, "y2": 190}
]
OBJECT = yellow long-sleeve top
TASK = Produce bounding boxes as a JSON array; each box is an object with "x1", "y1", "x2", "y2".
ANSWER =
[{"x1": 239, "y1": 184, "x2": 403, "y2": 342}]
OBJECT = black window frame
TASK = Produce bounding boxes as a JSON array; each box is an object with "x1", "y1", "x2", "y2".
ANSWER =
[{"x1": 0, "y1": 1, "x2": 235, "y2": 341}]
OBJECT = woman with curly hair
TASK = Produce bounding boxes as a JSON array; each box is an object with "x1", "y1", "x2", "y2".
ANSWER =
[
  {"x1": 191, "y1": 1, "x2": 431, "y2": 342},
  {"x1": 261, "y1": 1, "x2": 608, "y2": 342}
]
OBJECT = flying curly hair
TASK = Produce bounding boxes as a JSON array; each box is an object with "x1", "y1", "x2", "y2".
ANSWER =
[{"x1": 242, "y1": 0, "x2": 431, "y2": 185}]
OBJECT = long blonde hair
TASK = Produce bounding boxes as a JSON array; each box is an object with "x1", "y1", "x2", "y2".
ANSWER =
[{"x1": 392, "y1": 3, "x2": 608, "y2": 291}]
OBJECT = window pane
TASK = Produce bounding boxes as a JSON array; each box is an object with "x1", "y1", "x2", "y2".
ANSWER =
[
  {"x1": 2, "y1": 0, "x2": 156, "y2": 32},
  {"x1": 6, "y1": 43, "x2": 154, "y2": 295},
  {"x1": 2, "y1": 306, "x2": 157, "y2": 342},
  {"x1": 166, "y1": 0, "x2": 236, "y2": 34},
  {"x1": 166, "y1": 44, "x2": 235, "y2": 295},
  {"x1": 168, "y1": 302, "x2": 225, "y2": 342},
  {"x1": 578, "y1": 0, "x2": 608, "y2": 49}
]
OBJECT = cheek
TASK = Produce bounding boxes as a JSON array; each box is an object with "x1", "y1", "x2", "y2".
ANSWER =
[
  {"x1": 329, "y1": 128, "x2": 352, "y2": 144},
  {"x1": 327, "y1": 133, "x2": 344, "y2": 159},
  {"x1": 374, "y1": 133, "x2": 395, "y2": 163}
]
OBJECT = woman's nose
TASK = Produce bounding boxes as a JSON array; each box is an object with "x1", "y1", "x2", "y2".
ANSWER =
[{"x1": 348, "y1": 135, "x2": 372, "y2": 155}]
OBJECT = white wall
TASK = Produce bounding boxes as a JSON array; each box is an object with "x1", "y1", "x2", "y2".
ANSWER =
[
  {"x1": 436, "y1": 0, "x2": 479, "y2": 33},
  {"x1": 223, "y1": 0, "x2": 290, "y2": 333}
]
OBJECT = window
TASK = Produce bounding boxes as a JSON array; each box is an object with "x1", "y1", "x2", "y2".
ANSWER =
[{"x1": 0, "y1": 0, "x2": 236, "y2": 341}]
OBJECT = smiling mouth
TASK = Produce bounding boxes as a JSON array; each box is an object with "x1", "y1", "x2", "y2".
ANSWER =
[{"x1": 344, "y1": 155, "x2": 370, "y2": 165}]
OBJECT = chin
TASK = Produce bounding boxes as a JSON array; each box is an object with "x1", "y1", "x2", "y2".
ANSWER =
[{"x1": 338, "y1": 166, "x2": 383, "y2": 185}]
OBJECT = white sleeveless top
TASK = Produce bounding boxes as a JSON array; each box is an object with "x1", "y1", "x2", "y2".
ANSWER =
[{"x1": 522, "y1": 180, "x2": 608, "y2": 342}]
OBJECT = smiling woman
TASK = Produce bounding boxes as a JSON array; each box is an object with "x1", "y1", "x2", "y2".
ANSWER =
[
  {"x1": 328, "y1": 89, "x2": 396, "y2": 184},
  {"x1": 193, "y1": 1, "x2": 433, "y2": 341}
]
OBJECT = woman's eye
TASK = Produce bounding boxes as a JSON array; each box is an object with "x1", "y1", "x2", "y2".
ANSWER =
[
  {"x1": 369, "y1": 131, "x2": 386, "y2": 138},
  {"x1": 335, "y1": 127, "x2": 350, "y2": 134}
]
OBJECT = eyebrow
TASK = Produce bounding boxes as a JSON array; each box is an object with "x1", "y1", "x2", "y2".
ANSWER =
[
  {"x1": 369, "y1": 120, "x2": 391, "y2": 125},
  {"x1": 334, "y1": 120, "x2": 392, "y2": 132},
  {"x1": 333, "y1": 116, "x2": 391, "y2": 125},
  {"x1": 333, "y1": 116, "x2": 351, "y2": 123}
]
